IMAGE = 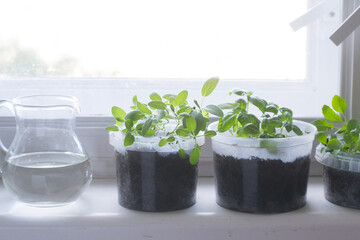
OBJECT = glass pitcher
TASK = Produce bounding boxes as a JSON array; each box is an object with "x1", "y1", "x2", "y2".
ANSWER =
[{"x1": 0, "y1": 95, "x2": 92, "y2": 207}]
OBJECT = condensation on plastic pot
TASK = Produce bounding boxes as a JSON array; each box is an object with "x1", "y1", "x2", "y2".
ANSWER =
[
  {"x1": 109, "y1": 125, "x2": 205, "y2": 156},
  {"x1": 208, "y1": 120, "x2": 317, "y2": 163},
  {"x1": 315, "y1": 144, "x2": 360, "y2": 172}
]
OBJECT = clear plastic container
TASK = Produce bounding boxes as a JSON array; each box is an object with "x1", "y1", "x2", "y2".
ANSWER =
[
  {"x1": 315, "y1": 145, "x2": 360, "y2": 209},
  {"x1": 109, "y1": 130, "x2": 205, "y2": 212},
  {"x1": 0, "y1": 95, "x2": 92, "y2": 207},
  {"x1": 208, "y1": 120, "x2": 316, "y2": 213}
]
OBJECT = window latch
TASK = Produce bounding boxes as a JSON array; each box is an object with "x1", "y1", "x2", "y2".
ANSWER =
[
  {"x1": 289, "y1": 0, "x2": 334, "y2": 31},
  {"x1": 330, "y1": 5, "x2": 360, "y2": 46}
]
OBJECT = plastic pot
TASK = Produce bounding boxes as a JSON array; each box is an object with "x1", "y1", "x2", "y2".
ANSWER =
[
  {"x1": 208, "y1": 120, "x2": 316, "y2": 213},
  {"x1": 315, "y1": 145, "x2": 360, "y2": 209},
  {"x1": 109, "y1": 131, "x2": 205, "y2": 212}
]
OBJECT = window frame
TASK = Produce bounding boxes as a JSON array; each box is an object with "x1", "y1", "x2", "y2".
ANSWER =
[{"x1": 0, "y1": 0, "x2": 357, "y2": 178}]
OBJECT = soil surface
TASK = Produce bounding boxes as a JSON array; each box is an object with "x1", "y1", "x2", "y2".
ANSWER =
[
  {"x1": 116, "y1": 150, "x2": 198, "y2": 212},
  {"x1": 323, "y1": 166, "x2": 360, "y2": 209},
  {"x1": 213, "y1": 153, "x2": 310, "y2": 213}
]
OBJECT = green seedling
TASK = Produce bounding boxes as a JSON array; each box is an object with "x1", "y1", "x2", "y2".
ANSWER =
[
  {"x1": 106, "y1": 77, "x2": 219, "y2": 164},
  {"x1": 206, "y1": 89, "x2": 303, "y2": 139},
  {"x1": 313, "y1": 95, "x2": 360, "y2": 155}
]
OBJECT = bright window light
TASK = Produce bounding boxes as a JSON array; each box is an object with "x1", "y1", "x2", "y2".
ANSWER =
[{"x1": 0, "y1": 0, "x2": 306, "y2": 80}]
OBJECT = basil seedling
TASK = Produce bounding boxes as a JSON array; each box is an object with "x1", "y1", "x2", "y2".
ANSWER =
[
  {"x1": 106, "y1": 77, "x2": 219, "y2": 164},
  {"x1": 313, "y1": 95, "x2": 360, "y2": 155}
]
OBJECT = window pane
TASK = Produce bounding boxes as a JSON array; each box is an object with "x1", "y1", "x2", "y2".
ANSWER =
[{"x1": 0, "y1": 0, "x2": 306, "y2": 80}]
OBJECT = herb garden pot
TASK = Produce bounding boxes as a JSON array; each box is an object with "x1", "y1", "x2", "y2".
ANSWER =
[
  {"x1": 315, "y1": 145, "x2": 360, "y2": 209},
  {"x1": 109, "y1": 131, "x2": 205, "y2": 212},
  {"x1": 208, "y1": 120, "x2": 316, "y2": 213}
]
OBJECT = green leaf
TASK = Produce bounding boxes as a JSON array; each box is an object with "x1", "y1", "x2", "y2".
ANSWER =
[
  {"x1": 312, "y1": 119, "x2": 334, "y2": 131},
  {"x1": 191, "y1": 110, "x2": 205, "y2": 134},
  {"x1": 132, "y1": 95, "x2": 138, "y2": 106},
  {"x1": 176, "y1": 127, "x2": 190, "y2": 137},
  {"x1": 125, "y1": 119, "x2": 133, "y2": 130},
  {"x1": 170, "y1": 104, "x2": 175, "y2": 112},
  {"x1": 167, "y1": 136, "x2": 175, "y2": 143},
  {"x1": 265, "y1": 105, "x2": 278, "y2": 114},
  {"x1": 279, "y1": 107, "x2": 293, "y2": 117},
  {"x1": 201, "y1": 77, "x2": 219, "y2": 97},
  {"x1": 261, "y1": 118, "x2": 270, "y2": 131},
  {"x1": 159, "y1": 138, "x2": 168, "y2": 147},
  {"x1": 177, "y1": 106, "x2": 191, "y2": 115},
  {"x1": 204, "y1": 130, "x2": 217, "y2": 137},
  {"x1": 336, "y1": 123, "x2": 348, "y2": 134},
  {"x1": 218, "y1": 114, "x2": 236, "y2": 132},
  {"x1": 112, "y1": 106, "x2": 126, "y2": 122},
  {"x1": 231, "y1": 89, "x2": 247, "y2": 96},
  {"x1": 150, "y1": 92, "x2": 162, "y2": 101},
  {"x1": 148, "y1": 101, "x2": 167, "y2": 110},
  {"x1": 218, "y1": 103, "x2": 239, "y2": 109},
  {"x1": 124, "y1": 133, "x2": 135, "y2": 146},
  {"x1": 186, "y1": 116, "x2": 197, "y2": 132},
  {"x1": 145, "y1": 128, "x2": 155, "y2": 136},
  {"x1": 348, "y1": 119, "x2": 359, "y2": 131},
  {"x1": 163, "y1": 94, "x2": 176, "y2": 100},
  {"x1": 284, "y1": 122, "x2": 292, "y2": 132},
  {"x1": 178, "y1": 148, "x2": 186, "y2": 159},
  {"x1": 243, "y1": 123, "x2": 260, "y2": 136},
  {"x1": 169, "y1": 96, "x2": 176, "y2": 107},
  {"x1": 106, "y1": 125, "x2": 119, "y2": 131},
  {"x1": 125, "y1": 110, "x2": 145, "y2": 122},
  {"x1": 190, "y1": 145, "x2": 201, "y2": 165},
  {"x1": 268, "y1": 116, "x2": 283, "y2": 128},
  {"x1": 137, "y1": 102, "x2": 152, "y2": 115},
  {"x1": 141, "y1": 119, "x2": 152, "y2": 136},
  {"x1": 204, "y1": 105, "x2": 224, "y2": 117},
  {"x1": 322, "y1": 105, "x2": 343, "y2": 122},
  {"x1": 235, "y1": 98, "x2": 247, "y2": 110},
  {"x1": 180, "y1": 112, "x2": 190, "y2": 118},
  {"x1": 327, "y1": 138, "x2": 342, "y2": 150},
  {"x1": 332, "y1": 95, "x2": 347, "y2": 114},
  {"x1": 157, "y1": 110, "x2": 166, "y2": 120},
  {"x1": 351, "y1": 129, "x2": 360, "y2": 144},
  {"x1": 248, "y1": 114, "x2": 261, "y2": 127},
  {"x1": 175, "y1": 90, "x2": 188, "y2": 106},
  {"x1": 115, "y1": 120, "x2": 123, "y2": 127},
  {"x1": 292, "y1": 125, "x2": 303, "y2": 136},
  {"x1": 316, "y1": 132, "x2": 328, "y2": 145},
  {"x1": 236, "y1": 127, "x2": 249, "y2": 138},
  {"x1": 237, "y1": 112, "x2": 251, "y2": 126},
  {"x1": 249, "y1": 96, "x2": 266, "y2": 113},
  {"x1": 343, "y1": 132, "x2": 353, "y2": 145}
]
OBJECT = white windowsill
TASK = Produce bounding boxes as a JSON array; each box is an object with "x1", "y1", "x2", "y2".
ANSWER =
[{"x1": 0, "y1": 177, "x2": 359, "y2": 240}]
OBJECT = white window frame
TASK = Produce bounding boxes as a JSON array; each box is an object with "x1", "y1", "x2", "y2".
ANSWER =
[{"x1": 0, "y1": 0, "x2": 357, "y2": 178}]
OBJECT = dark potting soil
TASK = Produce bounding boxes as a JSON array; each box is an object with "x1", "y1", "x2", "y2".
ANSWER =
[
  {"x1": 116, "y1": 150, "x2": 198, "y2": 212},
  {"x1": 214, "y1": 153, "x2": 310, "y2": 213},
  {"x1": 323, "y1": 166, "x2": 360, "y2": 209}
]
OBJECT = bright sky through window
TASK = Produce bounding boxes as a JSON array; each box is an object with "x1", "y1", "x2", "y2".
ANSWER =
[{"x1": 0, "y1": 0, "x2": 306, "y2": 80}]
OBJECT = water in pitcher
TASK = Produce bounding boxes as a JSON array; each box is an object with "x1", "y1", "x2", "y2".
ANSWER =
[{"x1": 2, "y1": 152, "x2": 92, "y2": 207}]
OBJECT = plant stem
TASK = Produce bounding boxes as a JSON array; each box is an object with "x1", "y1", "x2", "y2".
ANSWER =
[
  {"x1": 200, "y1": 96, "x2": 205, "y2": 110},
  {"x1": 341, "y1": 112, "x2": 347, "y2": 123}
]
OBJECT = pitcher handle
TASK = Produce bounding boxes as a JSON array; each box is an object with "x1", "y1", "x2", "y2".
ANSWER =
[{"x1": 0, "y1": 100, "x2": 12, "y2": 162}]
